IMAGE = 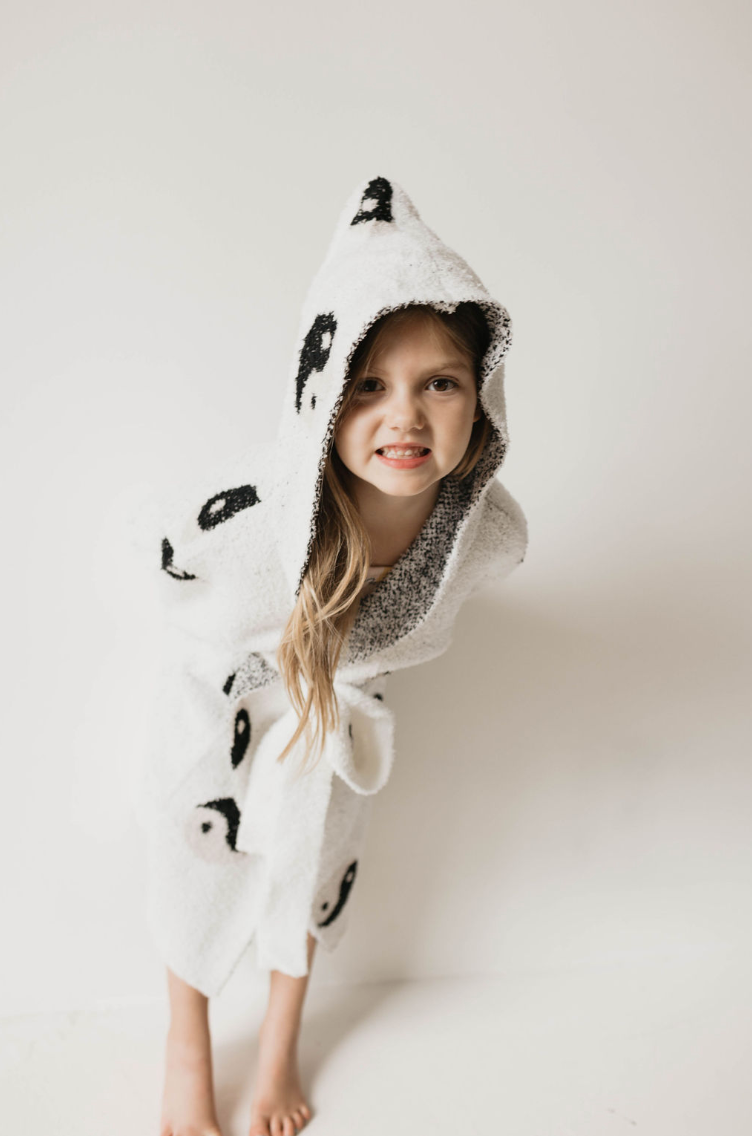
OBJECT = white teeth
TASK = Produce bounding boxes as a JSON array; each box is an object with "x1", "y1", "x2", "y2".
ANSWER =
[{"x1": 379, "y1": 447, "x2": 427, "y2": 458}]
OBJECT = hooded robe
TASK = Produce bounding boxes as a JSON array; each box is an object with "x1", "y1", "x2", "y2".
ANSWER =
[{"x1": 133, "y1": 174, "x2": 528, "y2": 996}]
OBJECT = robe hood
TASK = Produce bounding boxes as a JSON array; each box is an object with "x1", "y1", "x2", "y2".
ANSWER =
[{"x1": 271, "y1": 174, "x2": 514, "y2": 606}]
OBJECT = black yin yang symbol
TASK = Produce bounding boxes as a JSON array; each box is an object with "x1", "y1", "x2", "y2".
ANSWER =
[
  {"x1": 161, "y1": 537, "x2": 197, "y2": 580},
  {"x1": 350, "y1": 177, "x2": 393, "y2": 226},
  {"x1": 230, "y1": 708, "x2": 251, "y2": 768},
  {"x1": 316, "y1": 860, "x2": 358, "y2": 928},
  {"x1": 185, "y1": 797, "x2": 243, "y2": 863},
  {"x1": 198, "y1": 485, "x2": 259, "y2": 531},
  {"x1": 295, "y1": 312, "x2": 337, "y2": 413}
]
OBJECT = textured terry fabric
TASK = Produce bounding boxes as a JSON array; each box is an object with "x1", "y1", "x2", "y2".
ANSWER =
[
  {"x1": 130, "y1": 174, "x2": 529, "y2": 995},
  {"x1": 360, "y1": 565, "x2": 392, "y2": 597}
]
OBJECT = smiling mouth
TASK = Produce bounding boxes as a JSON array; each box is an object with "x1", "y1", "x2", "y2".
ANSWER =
[{"x1": 376, "y1": 446, "x2": 431, "y2": 457}]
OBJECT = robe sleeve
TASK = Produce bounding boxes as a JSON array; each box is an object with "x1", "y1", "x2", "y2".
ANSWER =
[
  {"x1": 124, "y1": 480, "x2": 240, "y2": 829},
  {"x1": 126, "y1": 456, "x2": 273, "y2": 656},
  {"x1": 468, "y1": 478, "x2": 529, "y2": 597}
]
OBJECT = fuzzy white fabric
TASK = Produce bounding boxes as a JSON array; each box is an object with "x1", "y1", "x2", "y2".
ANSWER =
[{"x1": 131, "y1": 174, "x2": 528, "y2": 996}]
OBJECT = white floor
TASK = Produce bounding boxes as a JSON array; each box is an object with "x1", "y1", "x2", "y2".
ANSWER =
[{"x1": 2, "y1": 950, "x2": 749, "y2": 1136}]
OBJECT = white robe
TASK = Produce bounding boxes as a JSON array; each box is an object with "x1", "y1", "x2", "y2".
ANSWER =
[{"x1": 130, "y1": 174, "x2": 528, "y2": 996}]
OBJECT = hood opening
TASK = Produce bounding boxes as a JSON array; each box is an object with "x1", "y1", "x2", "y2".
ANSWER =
[{"x1": 271, "y1": 176, "x2": 513, "y2": 644}]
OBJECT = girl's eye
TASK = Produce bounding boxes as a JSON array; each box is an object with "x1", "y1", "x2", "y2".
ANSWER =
[{"x1": 353, "y1": 376, "x2": 460, "y2": 397}]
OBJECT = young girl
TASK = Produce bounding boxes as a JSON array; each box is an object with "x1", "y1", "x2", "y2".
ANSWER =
[{"x1": 138, "y1": 174, "x2": 528, "y2": 1136}]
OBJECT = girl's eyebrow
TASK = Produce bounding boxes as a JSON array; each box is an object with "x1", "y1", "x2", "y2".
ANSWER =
[{"x1": 364, "y1": 358, "x2": 472, "y2": 375}]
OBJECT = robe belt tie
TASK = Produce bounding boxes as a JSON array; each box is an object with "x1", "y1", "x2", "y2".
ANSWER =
[{"x1": 234, "y1": 677, "x2": 394, "y2": 975}]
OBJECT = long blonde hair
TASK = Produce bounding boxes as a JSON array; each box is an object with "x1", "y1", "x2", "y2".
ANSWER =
[{"x1": 275, "y1": 302, "x2": 492, "y2": 775}]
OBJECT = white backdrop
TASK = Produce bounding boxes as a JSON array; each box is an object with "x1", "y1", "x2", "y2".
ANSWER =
[{"x1": 1, "y1": 0, "x2": 749, "y2": 1016}]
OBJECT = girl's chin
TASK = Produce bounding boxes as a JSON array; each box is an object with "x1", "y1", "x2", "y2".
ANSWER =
[
  {"x1": 343, "y1": 460, "x2": 445, "y2": 498},
  {"x1": 371, "y1": 473, "x2": 442, "y2": 501}
]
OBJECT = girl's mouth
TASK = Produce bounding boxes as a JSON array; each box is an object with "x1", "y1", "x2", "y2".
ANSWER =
[{"x1": 376, "y1": 446, "x2": 432, "y2": 469}]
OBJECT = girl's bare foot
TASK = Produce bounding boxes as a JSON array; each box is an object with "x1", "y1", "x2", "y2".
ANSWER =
[{"x1": 247, "y1": 1018, "x2": 313, "y2": 1136}]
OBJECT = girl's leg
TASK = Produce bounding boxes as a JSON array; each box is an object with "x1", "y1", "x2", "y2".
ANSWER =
[
  {"x1": 248, "y1": 932, "x2": 317, "y2": 1136},
  {"x1": 160, "y1": 966, "x2": 223, "y2": 1136}
]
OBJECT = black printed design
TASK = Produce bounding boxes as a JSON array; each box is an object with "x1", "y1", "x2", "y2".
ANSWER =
[
  {"x1": 161, "y1": 537, "x2": 196, "y2": 580},
  {"x1": 295, "y1": 312, "x2": 337, "y2": 413},
  {"x1": 198, "y1": 485, "x2": 259, "y2": 531},
  {"x1": 223, "y1": 672, "x2": 236, "y2": 696},
  {"x1": 231, "y1": 652, "x2": 280, "y2": 700},
  {"x1": 317, "y1": 860, "x2": 358, "y2": 927},
  {"x1": 195, "y1": 798, "x2": 242, "y2": 852},
  {"x1": 350, "y1": 177, "x2": 393, "y2": 225},
  {"x1": 231, "y1": 708, "x2": 251, "y2": 768}
]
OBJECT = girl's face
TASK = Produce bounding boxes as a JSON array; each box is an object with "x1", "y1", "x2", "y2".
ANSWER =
[{"x1": 333, "y1": 317, "x2": 481, "y2": 501}]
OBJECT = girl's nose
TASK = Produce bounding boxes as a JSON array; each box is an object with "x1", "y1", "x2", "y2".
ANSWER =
[{"x1": 387, "y1": 391, "x2": 425, "y2": 431}]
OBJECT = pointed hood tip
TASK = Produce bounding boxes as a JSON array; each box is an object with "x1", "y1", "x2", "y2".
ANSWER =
[
  {"x1": 333, "y1": 174, "x2": 422, "y2": 234},
  {"x1": 353, "y1": 171, "x2": 402, "y2": 192}
]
